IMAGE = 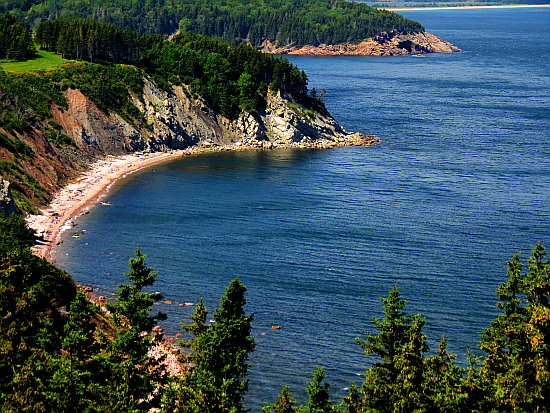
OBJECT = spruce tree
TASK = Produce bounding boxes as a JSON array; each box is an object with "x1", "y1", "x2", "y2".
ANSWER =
[
  {"x1": 354, "y1": 285, "x2": 429, "y2": 412},
  {"x1": 104, "y1": 248, "x2": 167, "y2": 411},
  {"x1": 480, "y1": 243, "x2": 550, "y2": 412},
  {"x1": 170, "y1": 277, "x2": 255, "y2": 412},
  {"x1": 260, "y1": 386, "x2": 298, "y2": 413},
  {"x1": 306, "y1": 367, "x2": 333, "y2": 413}
]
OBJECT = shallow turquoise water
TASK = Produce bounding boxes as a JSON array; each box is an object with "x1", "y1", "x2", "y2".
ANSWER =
[{"x1": 55, "y1": 8, "x2": 550, "y2": 409}]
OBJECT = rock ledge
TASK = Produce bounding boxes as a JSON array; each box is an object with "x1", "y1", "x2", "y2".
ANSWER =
[{"x1": 262, "y1": 31, "x2": 461, "y2": 56}]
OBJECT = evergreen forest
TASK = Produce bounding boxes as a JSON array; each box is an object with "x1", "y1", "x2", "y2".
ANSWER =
[
  {"x1": 1, "y1": 0, "x2": 424, "y2": 47},
  {"x1": 1, "y1": 212, "x2": 549, "y2": 412},
  {"x1": 0, "y1": 12, "x2": 34, "y2": 60}
]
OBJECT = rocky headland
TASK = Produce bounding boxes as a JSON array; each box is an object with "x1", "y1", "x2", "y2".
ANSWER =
[
  {"x1": 261, "y1": 31, "x2": 461, "y2": 56},
  {"x1": 12, "y1": 77, "x2": 376, "y2": 259}
]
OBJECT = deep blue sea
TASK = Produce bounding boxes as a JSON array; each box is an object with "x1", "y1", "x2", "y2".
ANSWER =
[{"x1": 54, "y1": 8, "x2": 550, "y2": 410}]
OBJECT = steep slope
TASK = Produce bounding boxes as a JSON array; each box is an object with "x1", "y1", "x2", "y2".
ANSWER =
[{"x1": 0, "y1": 71, "x2": 376, "y2": 214}]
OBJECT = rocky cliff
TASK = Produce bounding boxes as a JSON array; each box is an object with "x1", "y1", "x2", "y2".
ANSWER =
[
  {"x1": 53, "y1": 78, "x2": 374, "y2": 153},
  {"x1": 262, "y1": 31, "x2": 461, "y2": 56},
  {"x1": 1, "y1": 78, "x2": 376, "y2": 211}
]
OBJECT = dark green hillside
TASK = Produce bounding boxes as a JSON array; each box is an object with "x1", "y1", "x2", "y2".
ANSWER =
[
  {"x1": 0, "y1": 18, "x2": 319, "y2": 211},
  {"x1": 2, "y1": 0, "x2": 424, "y2": 47}
]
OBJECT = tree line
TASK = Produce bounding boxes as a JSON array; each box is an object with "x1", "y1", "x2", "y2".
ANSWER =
[
  {"x1": 35, "y1": 17, "x2": 162, "y2": 63},
  {"x1": 2, "y1": 0, "x2": 424, "y2": 47},
  {"x1": 34, "y1": 17, "x2": 313, "y2": 118},
  {"x1": 0, "y1": 12, "x2": 34, "y2": 61},
  {"x1": 1, "y1": 211, "x2": 549, "y2": 412}
]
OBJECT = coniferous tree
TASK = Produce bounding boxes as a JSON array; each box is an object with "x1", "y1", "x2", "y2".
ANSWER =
[
  {"x1": 422, "y1": 337, "x2": 468, "y2": 412},
  {"x1": 480, "y1": 243, "x2": 550, "y2": 412},
  {"x1": 306, "y1": 367, "x2": 333, "y2": 413},
  {"x1": 179, "y1": 296, "x2": 208, "y2": 363},
  {"x1": 0, "y1": 13, "x2": 34, "y2": 61},
  {"x1": 260, "y1": 386, "x2": 298, "y2": 413},
  {"x1": 353, "y1": 285, "x2": 431, "y2": 412},
  {"x1": 104, "y1": 248, "x2": 168, "y2": 411},
  {"x1": 167, "y1": 277, "x2": 255, "y2": 412}
]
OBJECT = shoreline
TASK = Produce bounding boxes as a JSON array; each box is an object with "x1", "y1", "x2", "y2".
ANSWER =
[
  {"x1": 26, "y1": 137, "x2": 377, "y2": 262},
  {"x1": 26, "y1": 149, "x2": 188, "y2": 262},
  {"x1": 383, "y1": 4, "x2": 550, "y2": 11}
]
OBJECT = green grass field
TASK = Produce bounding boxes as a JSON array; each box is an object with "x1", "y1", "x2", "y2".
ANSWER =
[{"x1": 0, "y1": 49, "x2": 69, "y2": 72}]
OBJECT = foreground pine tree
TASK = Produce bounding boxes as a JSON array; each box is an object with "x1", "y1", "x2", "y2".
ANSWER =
[
  {"x1": 164, "y1": 277, "x2": 255, "y2": 412},
  {"x1": 480, "y1": 243, "x2": 550, "y2": 411}
]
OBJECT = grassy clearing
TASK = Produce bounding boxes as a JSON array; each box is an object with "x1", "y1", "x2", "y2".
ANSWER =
[{"x1": 0, "y1": 49, "x2": 69, "y2": 72}]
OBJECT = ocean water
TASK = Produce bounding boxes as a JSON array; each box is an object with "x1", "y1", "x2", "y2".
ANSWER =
[{"x1": 54, "y1": 8, "x2": 550, "y2": 409}]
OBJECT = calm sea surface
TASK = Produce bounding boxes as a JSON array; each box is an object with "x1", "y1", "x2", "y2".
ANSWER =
[{"x1": 54, "y1": 8, "x2": 550, "y2": 409}]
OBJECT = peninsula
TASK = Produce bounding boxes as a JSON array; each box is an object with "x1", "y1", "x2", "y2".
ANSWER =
[
  {"x1": 0, "y1": 17, "x2": 377, "y2": 256},
  {"x1": 4, "y1": 0, "x2": 461, "y2": 56}
]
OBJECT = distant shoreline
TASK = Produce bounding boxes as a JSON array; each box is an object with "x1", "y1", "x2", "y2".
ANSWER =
[{"x1": 383, "y1": 4, "x2": 550, "y2": 11}]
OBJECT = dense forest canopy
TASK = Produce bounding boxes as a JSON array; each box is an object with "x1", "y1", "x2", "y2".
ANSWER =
[
  {"x1": 0, "y1": 12, "x2": 34, "y2": 60},
  {"x1": 1, "y1": 0, "x2": 424, "y2": 47}
]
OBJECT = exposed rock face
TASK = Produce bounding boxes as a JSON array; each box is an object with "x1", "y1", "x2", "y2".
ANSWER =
[
  {"x1": 0, "y1": 179, "x2": 18, "y2": 216},
  {"x1": 263, "y1": 31, "x2": 461, "y2": 56},
  {"x1": 52, "y1": 89, "x2": 147, "y2": 156},
  {"x1": 1, "y1": 78, "x2": 376, "y2": 210},
  {"x1": 53, "y1": 79, "x2": 376, "y2": 153}
]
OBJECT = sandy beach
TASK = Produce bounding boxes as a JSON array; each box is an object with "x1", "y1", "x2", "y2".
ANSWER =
[
  {"x1": 25, "y1": 150, "x2": 189, "y2": 261},
  {"x1": 25, "y1": 134, "x2": 377, "y2": 262},
  {"x1": 384, "y1": 4, "x2": 550, "y2": 11}
]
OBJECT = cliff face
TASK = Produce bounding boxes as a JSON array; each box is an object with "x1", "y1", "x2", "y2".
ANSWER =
[
  {"x1": 262, "y1": 31, "x2": 461, "y2": 56},
  {"x1": 1, "y1": 78, "x2": 376, "y2": 211},
  {"x1": 52, "y1": 79, "x2": 373, "y2": 153}
]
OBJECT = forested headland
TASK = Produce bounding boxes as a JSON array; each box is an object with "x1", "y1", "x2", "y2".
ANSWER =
[
  {"x1": 2, "y1": 0, "x2": 424, "y2": 47},
  {"x1": 1, "y1": 211, "x2": 549, "y2": 412},
  {"x1": 0, "y1": 16, "x2": 326, "y2": 213}
]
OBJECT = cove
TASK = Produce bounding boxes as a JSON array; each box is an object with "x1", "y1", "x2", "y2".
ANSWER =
[{"x1": 54, "y1": 7, "x2": 550, "y2": 409}]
